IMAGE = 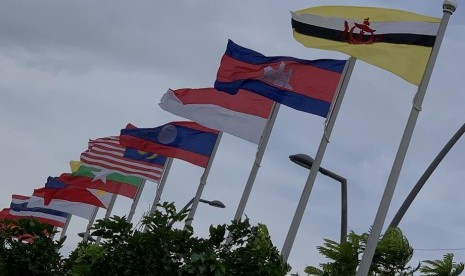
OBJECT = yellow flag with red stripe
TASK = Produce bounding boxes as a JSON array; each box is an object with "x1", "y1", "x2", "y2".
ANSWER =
[{"x1": 291, "y1": 6, "x2": 441, "y2": 86}]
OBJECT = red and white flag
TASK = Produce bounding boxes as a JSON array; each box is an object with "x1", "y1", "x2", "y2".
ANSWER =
[
  {"x1": 159, "y1": 88, "x2": 274, "y2": 144},
  {"x1": 80, "y1": 136, "x2": 166, "y2": 183}
]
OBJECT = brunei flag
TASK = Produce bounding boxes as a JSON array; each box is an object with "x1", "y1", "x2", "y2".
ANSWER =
[{"x1": 291, "y1": 6, "x2": 441, "y2": 86}]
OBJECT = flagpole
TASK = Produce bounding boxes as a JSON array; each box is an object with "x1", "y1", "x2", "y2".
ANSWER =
[
  {"x1": 184, "y1": 132, "x2": 223, "y2": 227},
  {"x1": 82, "y1": 207, "x2": 99, "y2": 243},
  {"x1": 357, "y1": 3, "x2": 456, "y2": 275},
  {"x1": 232, "y1": 102, "x2": 280, "y2": 222},
  {"x1": 95, "y1": 193, "x2": 118, "y2": 244},
  {"x1": 127, "y1": 179, "x2": 146, "y2": 223},
  {"x1": 59, "y1": 214, "x2": 72, "y2": 240},
  {"x1": 148, "y1": 157, "x2": 173, "y2": 214},
  {"x1": 281, "y1": 57, "x2": 356, "y2": 262}
]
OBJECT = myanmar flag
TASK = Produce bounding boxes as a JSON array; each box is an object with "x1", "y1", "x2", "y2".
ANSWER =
[
  {"x1": 291, "y1": 6, "x2": 440, "y2": 85},
  {"x1": 59, "y1": 161, "x2": 143, "y2": 199}
]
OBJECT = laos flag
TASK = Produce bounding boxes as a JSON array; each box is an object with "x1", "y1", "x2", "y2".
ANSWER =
[
  {"x1": 119, "y1": 121, "x2": 220, "y2": 168},
  {"x1": 214, "y1": 40, "x2": 346, "y2": 118}
]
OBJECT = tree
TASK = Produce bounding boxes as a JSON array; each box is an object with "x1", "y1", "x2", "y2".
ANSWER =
[
  {"x1": 65, "y1": 202, "x2": 290, "y2": 275},
  {"x1": 420, "y1": 253, "x2": 464, "y2": 276},
  {"x1": 305, "y1": 228, "x2": 419, "y2": 276},
  {"x1": 0, "y1": 218, "x2": 64, "y2": 276}
]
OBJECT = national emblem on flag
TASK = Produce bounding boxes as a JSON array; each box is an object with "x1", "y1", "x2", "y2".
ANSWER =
[
  {"x1": 214, "y1": 40, "x2": 346, "y2": 118},
  {"x1": 291, "y1": 6, "x2": 440, "y2": 85}
]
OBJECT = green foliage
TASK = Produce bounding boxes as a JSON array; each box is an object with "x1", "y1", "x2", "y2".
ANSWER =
[
  {"x1": 0, "y1": 218, "x2": 64, "y2": 276},
  {"x1": 64, "y1": 202, "x2": 290, "y2": 275},
  {"x1": 305, "y1": 228, "x2": 420, "y2": 276},
  {"x1": 420, "y1": 253, "x2": 465, "y2": 276}
]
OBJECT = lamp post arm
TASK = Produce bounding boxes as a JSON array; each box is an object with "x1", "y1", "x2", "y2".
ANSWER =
[{"x1": 389, "y1": 123, "x2": 465, "y2": 228}]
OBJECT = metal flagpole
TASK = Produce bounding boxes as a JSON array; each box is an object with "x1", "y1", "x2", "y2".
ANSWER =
[
  {"x1": 83, "y1": 207, "x2": 99, "y2": 243},
  {"x1": 148, "y1": 157, "x2": 173, "y2": 215},
  {"x1": 184, "y1": 132, "x2": 223, "y2": 227},
  {"x1": 95, "y1": 193, "x2": 118, "y2": 244},
  {"x1": 281, "y1": 57, "x2": 356, "y2": 262},
  {"x1": 357, "y1": 2, "x2": 456, "y2": 275},
  {"x1": 59, "y1": 214, "x2": 72, "y2": 240},
  {"x1": 389, "y1": 123, "x2": 465, "y2": 228},
  {"x1": 232, "y1": 102, "x2": 280, "y2": 222},
  {"x1": 127, "y1": 179, "x2": 146, "y2": 223}
]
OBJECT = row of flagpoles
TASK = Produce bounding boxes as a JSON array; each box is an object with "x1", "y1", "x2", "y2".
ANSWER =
[{"x1": 0, "y1": 2, "x2": 456, "y2": 274}]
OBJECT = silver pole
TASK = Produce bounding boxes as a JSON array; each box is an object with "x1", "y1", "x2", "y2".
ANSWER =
[
  {"x1": 82, "y1": 206, "x2": 99, "y2": 243},
  {"x1": 95, "y1": 193, "x2": 118, "y2": 244},
  {"x1": 233, "y1": 102, "x2": 280, "y2": 222},
  {"x1": 281, "y1": 57, "x2": 356, "y2": 262},
  {"x1": 184, "y1": 132, "x2": 223, "y2": 227},
  {"x1": 357, "y1": 3, "x2": 455, "y2": 275},
  {"x1": 127, "y1": 179, "x2": 146, "y2": 223},
  {"x1": 148, "y1": 157, "x2": 173, "y2": 214},
  {"x1": 59, "y1": 214, "x2": 72, "y2": 240}
]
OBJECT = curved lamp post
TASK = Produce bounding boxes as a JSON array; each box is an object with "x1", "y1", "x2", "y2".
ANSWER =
[
  {"x1": 289, "y1": 154, "x2": 348, "y2": 243},
  {"x1": 389, "y1": 123, "x2": 465, "y2": 228},
  {"x1": 169, "y1": 198, "x2": 225, "y2": 227}
]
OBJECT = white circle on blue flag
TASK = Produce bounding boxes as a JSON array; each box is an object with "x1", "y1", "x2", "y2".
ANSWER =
[{"x1": 157, "y1": 124, "x2": 177, "y2": 144}]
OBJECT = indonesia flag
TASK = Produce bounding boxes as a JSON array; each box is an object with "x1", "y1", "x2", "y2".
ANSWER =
[
  {"x1": 215, "y1": 40, "x2": 346, "y2": 118},
  {"x1": 120, "y1": 121, "x2": 219, "y2": 168},
  {"x1": 159, "y1": 88, "x2": 273, "y2": 144},
  {"x1": 28, "y1": 189, "x2": 96, "y2": 220},
  {"x1": 80, "y1": 136, "x2": 166, "y2": 183},
  {"x1": 9, "y1": 194, "x2": 68, "y2": 228}
]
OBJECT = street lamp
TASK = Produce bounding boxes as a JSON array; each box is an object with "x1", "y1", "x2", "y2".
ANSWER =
[
  {"x1": 289, "y1": 154, "x2": 348, "y2": 243},
  {"x1": 78, "y1": 232, "x2": 96, "y2": 242},
  {"x1": 169, "y1": 198, "x2": 225, "y2": 228}
]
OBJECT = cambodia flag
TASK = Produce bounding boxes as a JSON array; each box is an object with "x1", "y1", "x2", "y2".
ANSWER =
[
  {"x1": 119, "y1": 121, "x2": 220, "y2": 168},
  {"x1": 215, "y1": 40, "x2": 346, "y2": 118}
]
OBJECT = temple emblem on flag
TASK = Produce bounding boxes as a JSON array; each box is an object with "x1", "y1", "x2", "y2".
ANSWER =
[
  {"x1": 343, "y1": 18, "x2": 377, "y2": 44},
  {"x1": 262, "y1": 62, "x2": 293, "y2": 90}
]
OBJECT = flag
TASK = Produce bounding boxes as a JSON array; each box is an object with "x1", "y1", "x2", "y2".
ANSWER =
[
  {"x1": 160, "y1": 88, "x2": 273, "y2": 144},
  {"x1": 28, "y1": 189, "x2": 96, "y2": 220},
  {"x1": 9, "y1": 194, "x2": 68, "y2": 228},
  {"x1": 80, "y1": 136, "x2": 166, "y2": 183},
  {"x1": 60, "y1": 160, "x2": 143, "y2": 199},
  {"x1": 120, "y1": 121, "x2": 220, "y2": 168},
  {"x1": 214, "y1": 40, "x2": 346, "y2": 118},
  {"x1": 0, "y1": 208, "x2": 11, "y2": 220},
  {"x1": 43, "y1": 176, "x2": 112, "y2": 208},
  {"x1": 291, "y1": 6, "x2": 440, "y2": 85}
]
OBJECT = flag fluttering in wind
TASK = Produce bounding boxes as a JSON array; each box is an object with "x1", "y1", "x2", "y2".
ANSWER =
[
  {"x1": 120, "y1": 122, "x2": 220, "y2": 168},
  {"x1": 291, "y1": 6, "x2": 440, "y2": 85},
  {"x1": 214, "y1": 40, "x2": 346, "y2": 118},
  {"x1": 63, "y1": 161, "x2": 143, "y2": 199},
  {"x1": 28, "y1": 189, "x2": 96, "y2": 220},
  {"x1": 80, "y1": 136, "x2": 167, "y2": 183},
  {"x1": 160, "y1": 88, "x2": 273, "y2": 144},
  {"x1": 9, "y1": 194, "x2": 68, "y2": 228},
  {"x1": 41, "y1": 176, "x2": 112, "y2": 208}
]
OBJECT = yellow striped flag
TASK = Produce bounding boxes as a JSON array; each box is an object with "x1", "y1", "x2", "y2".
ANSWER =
[{"x1": 291, "y1": 6, "x2": 441, "y2": 86}]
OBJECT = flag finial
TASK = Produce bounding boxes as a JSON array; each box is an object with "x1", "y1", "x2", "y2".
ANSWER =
[{"x1": 443, "y1": 0, "x2": 457, "y2": 14}]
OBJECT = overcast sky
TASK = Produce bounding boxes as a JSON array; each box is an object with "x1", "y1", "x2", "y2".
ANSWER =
[{"x1": 1, "y1": 0, "x2": 464, "y2": 274}]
